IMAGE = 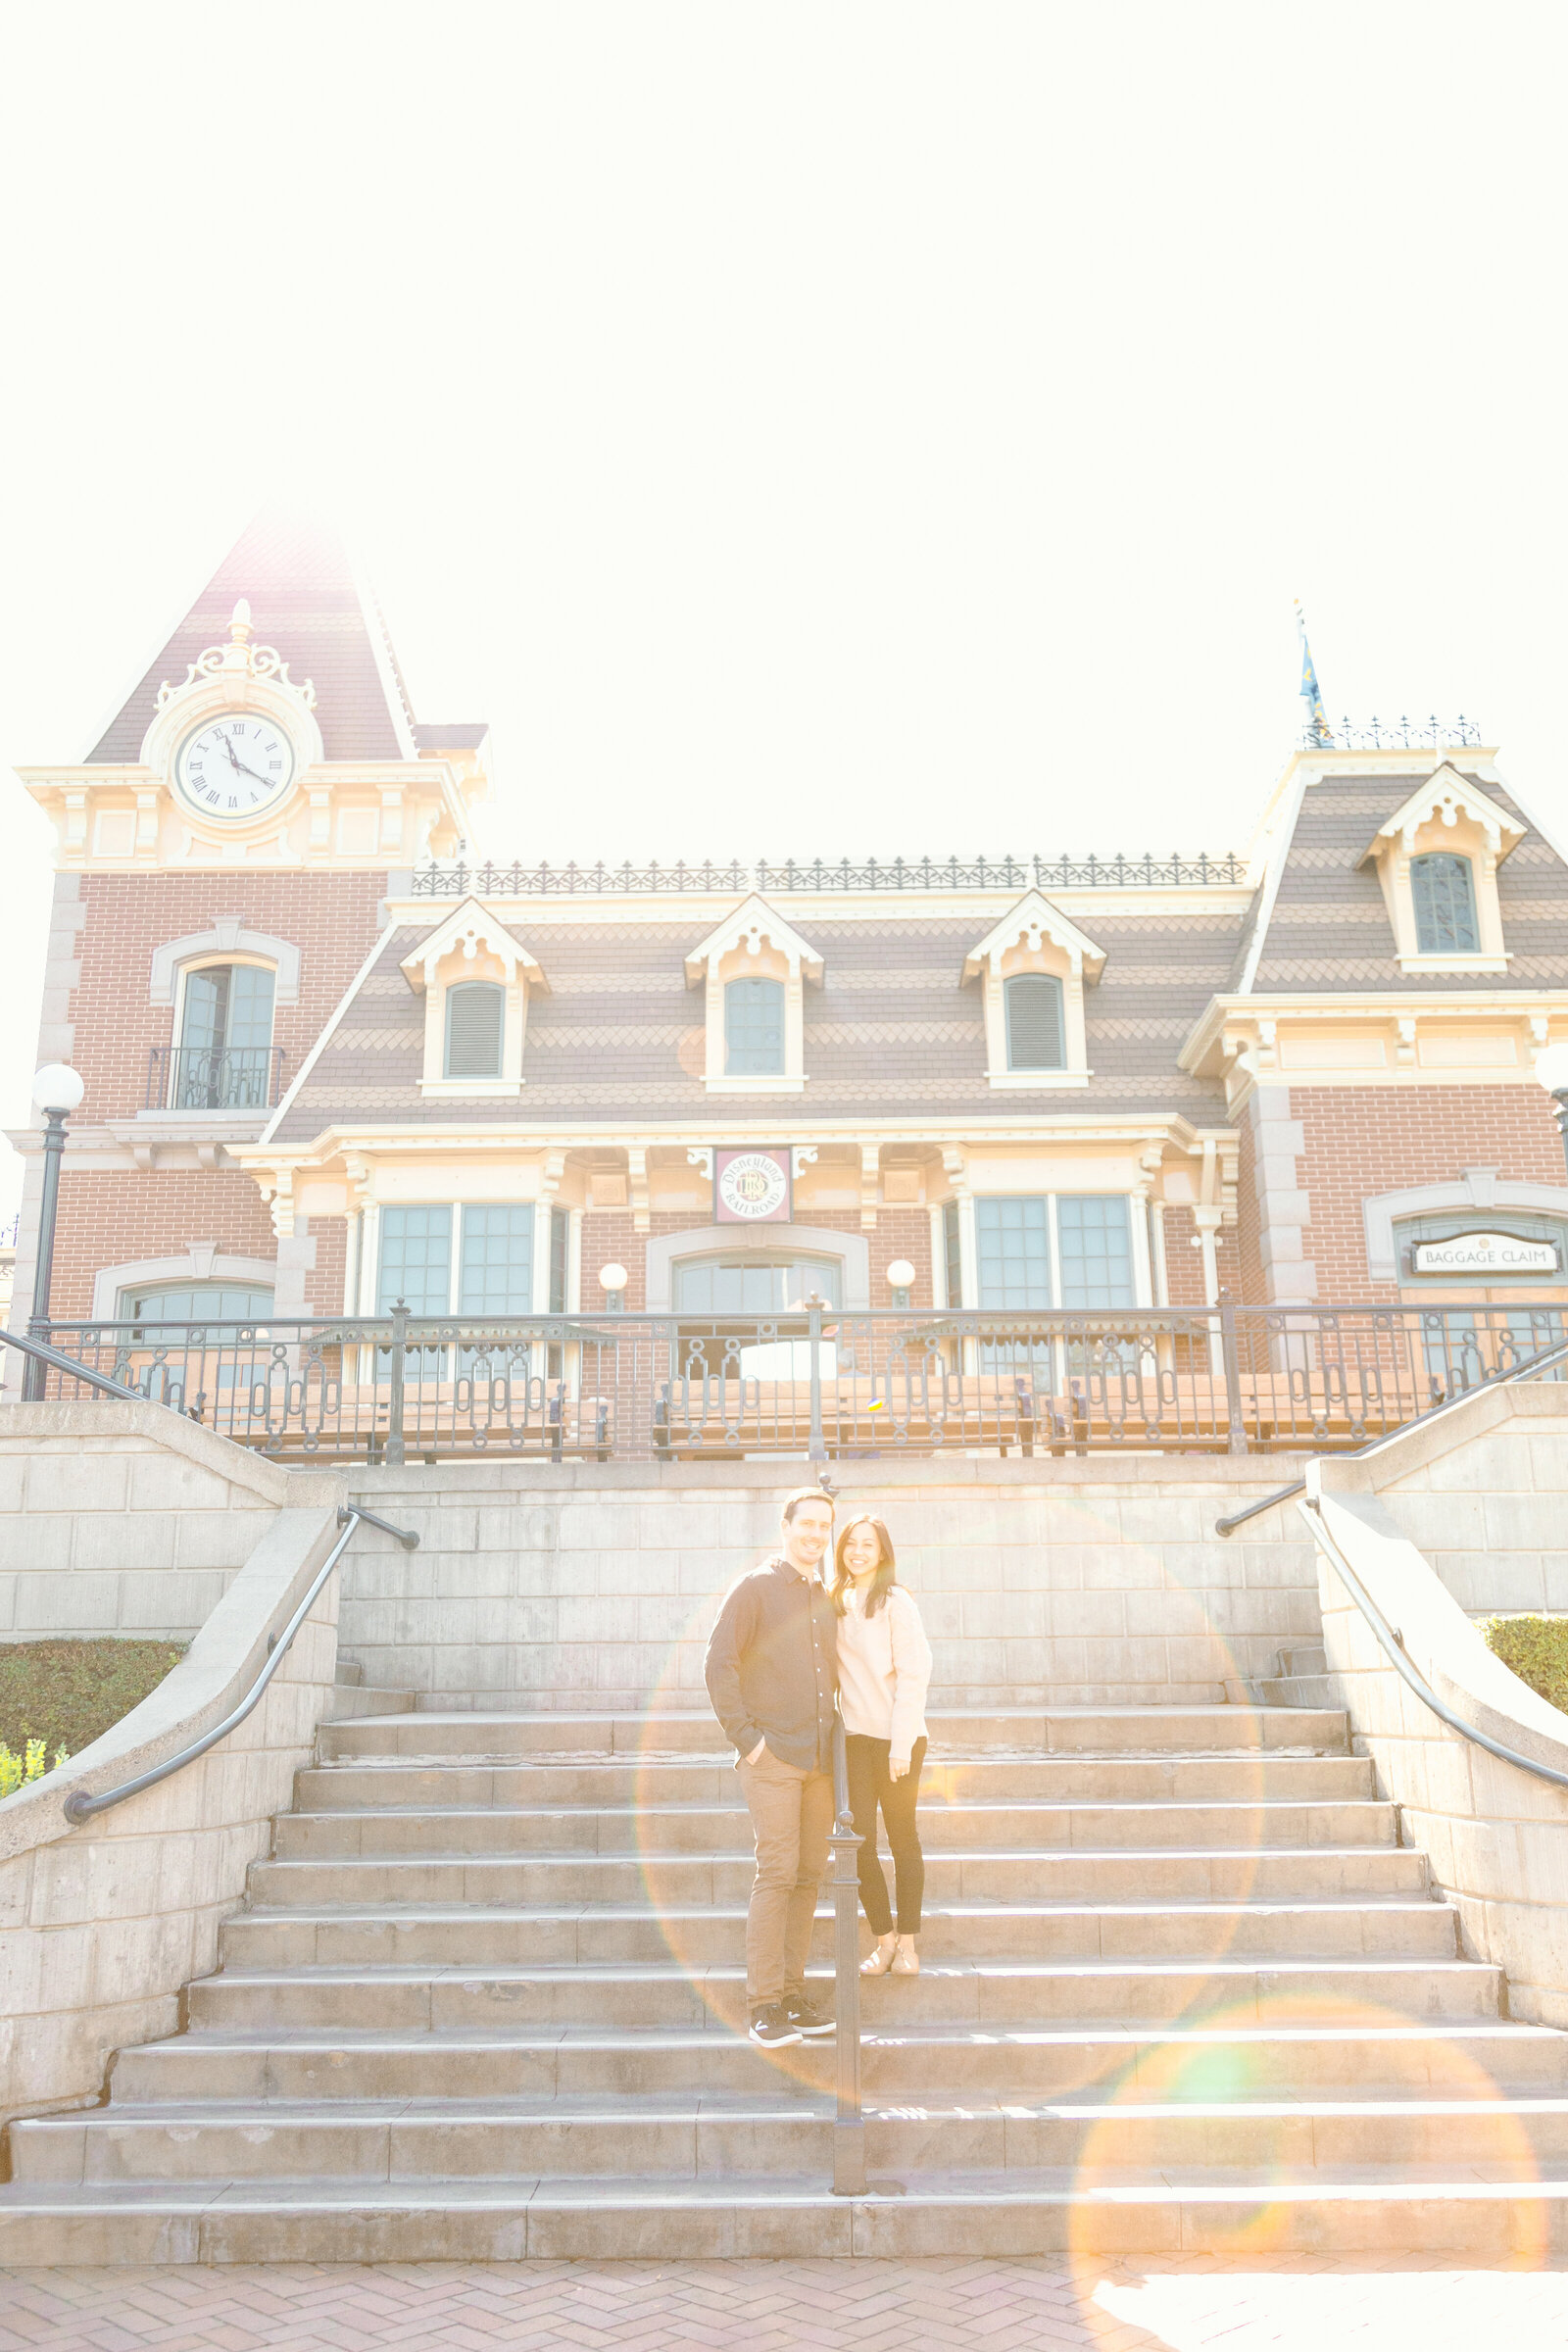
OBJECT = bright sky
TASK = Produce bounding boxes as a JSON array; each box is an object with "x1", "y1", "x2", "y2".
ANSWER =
[{"x1": 0, "y1": 2, "x2": 1563, "y2": 1216}]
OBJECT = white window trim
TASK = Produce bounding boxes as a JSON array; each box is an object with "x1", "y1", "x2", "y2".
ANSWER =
[
  {"x1": 149, "y1": 924, "x2": 300, "y2": 1007},
  {"x1": 963, "y1": 892, "x2": 1103, "y2": 1091},
  {"x1": 94, "y1": 1250, "x2": 278, "y2": 1324},
  {"x1": 1363, "y1": 765, "x2": 1524, "y2": 974},
  {"x1": 402, "y1": 899, "x2": 547, "y2": 1101},
  {"x1": 1362, "y1": 1171, "x2": 1568, "y2": 1286},
  {"x1": 685, "y1": 895, "x2": 823, "y2": 1093}
]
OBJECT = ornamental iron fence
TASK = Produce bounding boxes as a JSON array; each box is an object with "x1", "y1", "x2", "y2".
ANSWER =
[
  {"x1": 147, "y1": 1046, "x2": 288, "y2": 1112},
  {"x1": 1298, "y1": 715, "x2": 1483, "y2": 752},
  {"x1": 409, "y1": 851, "x2": 1249, "y2": 898},
  {"x1": 21, "y1": 1301, "x2": 1567, "y2": 1465}
]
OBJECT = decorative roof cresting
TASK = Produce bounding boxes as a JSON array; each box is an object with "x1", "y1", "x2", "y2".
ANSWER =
[{"x1": 155, "y1": 600, "x2": 318, "y2": 714}]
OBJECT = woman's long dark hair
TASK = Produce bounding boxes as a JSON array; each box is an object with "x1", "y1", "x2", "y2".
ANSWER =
[{"x1": 830, "y1": 1513, "x2": 898, "y2": 1617}]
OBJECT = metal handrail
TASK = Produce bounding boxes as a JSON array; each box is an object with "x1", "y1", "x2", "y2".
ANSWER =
[
  {"x1": 1214, "y1": 1336, "x2": 1568, "y2": 1537},
  {"x1": 828, "y1": 1715, "x2": 866, "y2": 2195},
  {"x1": 0, "y1": 1324, "x2": 143, "y2": 1399},
  {"x1": 60, "y1": 1503, "x2": 419, "y2": 1825},
  {"x1": 1297, "y1": 1497, "x2": 1568, "y2": 1794}
]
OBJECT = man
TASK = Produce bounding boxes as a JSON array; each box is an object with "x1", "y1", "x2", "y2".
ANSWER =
[{"x1": 704, "y1": 1486, "x2": 840, "y2": 2048}]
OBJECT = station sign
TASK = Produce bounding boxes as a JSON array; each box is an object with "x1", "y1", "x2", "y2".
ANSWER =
[
  {"x1": 713, "y1": 1147, "x2": 793, "y2": 1224},
  {"x1": 1411, "y1": 1231, "x2": 1561, "y2": 1275}
]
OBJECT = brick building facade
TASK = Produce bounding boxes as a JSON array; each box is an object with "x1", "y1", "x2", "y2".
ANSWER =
[{"x1": 10, "y1": 509, "x2": 1568, "y2": 1354}]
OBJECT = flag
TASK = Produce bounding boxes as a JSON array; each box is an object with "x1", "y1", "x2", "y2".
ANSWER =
[{"x1": 1296, "y1": 602, "x2": 1331, "y2": 742}]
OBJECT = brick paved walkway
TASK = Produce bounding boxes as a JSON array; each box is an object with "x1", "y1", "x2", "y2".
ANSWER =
[{"x1": 5, "y1": 2256, "x2": 1568, "y2": 2351}]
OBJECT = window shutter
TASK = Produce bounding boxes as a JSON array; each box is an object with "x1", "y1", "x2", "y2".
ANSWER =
[
  {"x1": 445, "y1": 984, "x2": 504, "y2": 1078},
  {"x1": 1004, "y1": 975, "x2": 1064, "y2": 1069}
]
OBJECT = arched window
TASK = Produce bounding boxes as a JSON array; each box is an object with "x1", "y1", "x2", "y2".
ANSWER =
[
  {"x1": 1411, "y1": 854, "x2": 1479, "y2": 954},
  {"x1": 445, "y1": 982, "x2": 505, "y2": 1079},
  {"x1": 725, "y1": 977, "x2": 785, "y2": 1076},
  {"x1": 1004, "y1": 973, "x2": 1065, "y2": 1070},
  {"x1": 120, "y1": 1280, "x2": 274, "y2": 1326},
  {"x1": 174, "y1": 963, "x2": 276, "y2": 1108}
]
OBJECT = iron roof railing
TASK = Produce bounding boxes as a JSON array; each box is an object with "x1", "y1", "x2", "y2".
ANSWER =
[
  {"x1": 410, "y1": 850, "x2": 1249, "y2": 898},
  {"x1": 1298, "y1": 714, "x2": 1484, "y2": 752}
]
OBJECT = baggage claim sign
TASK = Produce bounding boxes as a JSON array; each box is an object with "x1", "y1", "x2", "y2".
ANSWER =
[{"x1": 713, "y1": 1148, "x2": 793, "y2": 1224}]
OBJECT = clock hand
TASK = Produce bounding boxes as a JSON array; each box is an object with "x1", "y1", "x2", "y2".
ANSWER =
[
  {"x1": 231, "y1": 757, "x2": 277, "y2": 788},
  {"x1": 218, "y1": 735, "x2": 242, "y2": 770}
]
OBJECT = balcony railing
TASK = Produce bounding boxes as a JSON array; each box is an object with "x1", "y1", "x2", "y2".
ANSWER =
[
  {"x1": 1298, "y1": 715, "x2": 1484, "y2": 752},
  {"x1": 23, "y1": 1300, "x2": 1568, "y2": 1465},
  {"x1": 410, "y1": 851, "x2": 1250, "y2": 897},
  {"x1": 147, "y1": 1047, "x2": 287, "y2": 1112}
]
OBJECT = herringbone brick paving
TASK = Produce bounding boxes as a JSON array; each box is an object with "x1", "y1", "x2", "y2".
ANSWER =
[{"x1": 5, "y1": 2258, "x2": 1568, "y2": 2352}]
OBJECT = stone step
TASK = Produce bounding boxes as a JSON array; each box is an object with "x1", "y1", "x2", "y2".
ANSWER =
[
  {"x1": 110, "y1": 2018, "x2": 1568, "y2": 2105},
  {"x1": 7, "y1": 2167, "x2": 1568, "y2": 2261},
  {"x1": 19, "y1": 2088, "x2": 1568, "y2": 2187},
  {"x1": 270, "y1": 1789, "x2": 1385, "y2": 1861},
  {"x1": 247, "y1": 1842, "x2": 1428, "y2": 1912},
  {"x1": 319, "y1": 1706, "x2": 1348, "y2": 1761},
  {"x1": 324, "y1": 1686, "x2": 417, "y2": 1722},
  {"x1": 220, "y1": 1895, "x2": 1457, "y2": 1971},
  {"x1": 184, "y1": 1956, "x2": 1502, "y2": 2034},
  {"x1": 295, "y1": 1750, "x2": 1358, "y2": 1810}
]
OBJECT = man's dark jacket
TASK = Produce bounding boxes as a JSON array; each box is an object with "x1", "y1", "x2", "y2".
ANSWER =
[{"x1": 704, "y1": 1554, "x2": 839, "y2": 1772}]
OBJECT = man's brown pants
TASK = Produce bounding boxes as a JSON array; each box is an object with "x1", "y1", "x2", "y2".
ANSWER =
[{"x1": 736, "y1": 1742, "x2": 834, "y2": 2009}]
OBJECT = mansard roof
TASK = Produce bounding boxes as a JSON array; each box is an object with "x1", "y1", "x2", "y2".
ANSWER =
[
  {"x1": 1238, "y1": 763, "x2": 1568, "y2": 996},
  {"x1": 266, "y1": 904, "x2": 1243, "y2": 1144},
  {"x1": 85, "y1": 505, "x2": 484, "y2": 766}
]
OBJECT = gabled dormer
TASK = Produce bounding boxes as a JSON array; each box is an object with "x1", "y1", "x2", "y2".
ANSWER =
[
  {"x1": 401, "y1": 898, "x2": 549, "y2": 1097},
  {"x1": 683, "y1": 895, "x2": 824, "y2": 1094},
  {"x1": 1361, "y1": 764, "x2": 1525, "y2": 973},
  {"x1": 961, "y1": 891, "x2": 1104, "y2": 1088}
]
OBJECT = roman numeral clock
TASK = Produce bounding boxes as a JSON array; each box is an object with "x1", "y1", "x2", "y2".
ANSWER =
[{"x1": 140, "y1": 596, "x2": 324, "y2": 855}]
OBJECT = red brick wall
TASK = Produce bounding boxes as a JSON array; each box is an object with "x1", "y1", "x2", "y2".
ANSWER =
[
  {"x1": 47, "y1": 1170, "x2": 278, "y2": 1321},
  {"x1": 68, "y1": 870, "x2": 386, "y2": 1121},
  {"x1": 307, "y1": 1216, "x2": 349, "y2": 1317},
  {"x1": 1294, "y1": 1084, "x2": 1567, "y2": 1302},
  {"x1": 1233, "y1": 1115, "x2": 1267, "y2": 1303},
  {"x1": 1159, "y1": 1202, "x2": 1211, "y2": 1305}
]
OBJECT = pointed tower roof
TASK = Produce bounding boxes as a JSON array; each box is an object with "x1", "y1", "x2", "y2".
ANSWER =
[{"x1": 86, "y1": 506, "x2": 430, "y2": 763}]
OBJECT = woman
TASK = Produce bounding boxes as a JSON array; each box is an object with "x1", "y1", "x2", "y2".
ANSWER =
[{"x1": 831, "y1": 1512, "x2": 934, "y2": 1976}]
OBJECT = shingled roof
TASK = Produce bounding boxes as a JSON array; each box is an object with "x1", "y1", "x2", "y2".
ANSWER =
[
  {"x1": 86, "y1": 507, "x2": 436, "y2": 764},
  {"x1": 1241, "y1": 767, "x2": 1568, "y2": 994}
]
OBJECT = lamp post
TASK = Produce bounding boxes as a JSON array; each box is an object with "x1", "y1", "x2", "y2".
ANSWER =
[
  {"x1": 885, "y1": 1257, "x2": 915, "y2": 1310},
  {"x1": 597, "y1": 1262, "x2": 628, "y2": 1313},
  {"x1": 24, "y1": 1064, "x2": 85, "y2": 1401},
  {"x1": 1535, "y1": 1045, "x2": 1568, "y2": 1183}
]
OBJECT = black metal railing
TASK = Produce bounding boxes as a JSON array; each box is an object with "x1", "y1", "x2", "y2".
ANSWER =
[
  {"x1": 409, "y1": 850, "x2": 1249, "y2": 897},
  {"x1": 1298, "y1": 714, "x2": 1483, "y2": 752},
  {"x1": 19, "y1": 1299, "x2": 1568, "y2": 1466},
  {"x1": 828, "y1": 1716, "x2": 865, "y2": 2195},
  {"x1": 147, "y1": 1046, "x2": 287, "y2": 1112}
]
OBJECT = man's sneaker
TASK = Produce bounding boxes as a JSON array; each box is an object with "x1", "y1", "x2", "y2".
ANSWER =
[
  {"x1": 782, "y1": 1991, "x2": 835, "y2": 2037},
  {"x1": 749, "y1": 2001, "x2": 804, "y2": 2048}
]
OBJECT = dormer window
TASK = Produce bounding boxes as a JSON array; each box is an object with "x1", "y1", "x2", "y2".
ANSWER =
[
  {"x1": 402, "y1": 897, "x2": 548, "y2": 1099},
  {"x1": 685, "y1": 896, "x2": 823, "y2": 1094},
  {"x1": 963, "y1": 892, "x2": 1102, "y2": 1090},
  {"x1": 445, "y1": 981, "x2": 505, "y2": 1079},
  {"x1": 1004, "y1": 973, "x2": 1065, "y2": 1071},
  {"x1": 173, "y1": 961, "x2": 277, "y2": 1109},
  {"x1": 1363, "y1": 767, "x2": 1523, "y2": 974},
  {"x1": 725, "y1": 977, "x2": 785, "y2": 1076},
  {"x1": 1411, "y1": 854, "x2": 1479, "y2": 955}
]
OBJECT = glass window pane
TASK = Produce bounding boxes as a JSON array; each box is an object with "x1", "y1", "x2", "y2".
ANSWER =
[
  {"x1": 121, "y1": 1282, "x2": 274, "y2": 1321},
  {"x1": 459, "y1": 1204, "x2": 534, "y2": 1315},
  {"x1": 378, "y1": 1204, "x2": 453, "y2": 1315},
  {"x1": 445, "y1": 983, "x2": 505, "y2": 1079},
  {"x1": 1411, "y1": 855, "x2": 1479, "y2": 954},
  {"x1": 226, "y1": 965, "x2": 275, "y2": 1050},
  {"x1": 725, "y1": 978, "x2": 785, "y2": 1075},
  {"x1": 1004, "y1": 975, "x2": 1064, "y2": 1069},
  {"x1": 672, "y1": 1254, "x2": 842, "y2": 1311},
  {"x1": 182, "y1": 968, "x2": 226, "y2": 1053},
  {"x1": 1057, "y1": 1195, "x2": 1135, "y2": 1308},
  {"x1": 975, "y1": 1198, "x2": 1053, "y2": 1309}
]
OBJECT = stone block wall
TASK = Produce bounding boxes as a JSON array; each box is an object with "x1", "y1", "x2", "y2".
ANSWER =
[
  {"x1": 345, "y1": 1453, "x2": 1320, "y2": 1709},
  {"x1": 1373, "y1": 1382, "x2": 1568, "y2": 1618}
]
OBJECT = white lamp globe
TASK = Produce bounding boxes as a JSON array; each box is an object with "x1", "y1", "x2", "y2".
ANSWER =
[
  {"x1": 32, "y1": 1064, "x2": 84, "y2": 1115},
  {"x1": 1536, "y1": 1045, "x2": 1568, "y2": 1097},
  {"x1": 885, "y1": 1259, "x2": 916, "y2": 1289},
  {"x1": 597, "y1": 1262, "x2": 628, "y2": 1293}
]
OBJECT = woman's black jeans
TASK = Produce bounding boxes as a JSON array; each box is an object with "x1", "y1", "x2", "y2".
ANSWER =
[{"x1": 844, "y1": 1733, "x2": 927, "y2": 1936}]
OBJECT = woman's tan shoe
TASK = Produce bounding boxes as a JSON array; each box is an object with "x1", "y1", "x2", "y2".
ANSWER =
[
  {"x1": 890, "y1": 1936, "x2": 920, "y2": 1976},
  {"x1": 859, "y1": 1935, "x2": 898, "y2": 1977}
]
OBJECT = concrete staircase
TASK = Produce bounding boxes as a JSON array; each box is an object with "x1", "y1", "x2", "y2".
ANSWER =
[{"x1": 6, "y1": 1698, "x2": 1568, "y2": 2258}]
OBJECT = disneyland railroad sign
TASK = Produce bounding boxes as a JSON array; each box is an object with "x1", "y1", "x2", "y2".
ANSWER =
[
  {"x1": 713, "y1": 1147, "x2": 793, "y2": 1224},
  {"x1": 1411, "y1": 1231, "x2": 1561, "y2": 1275}
]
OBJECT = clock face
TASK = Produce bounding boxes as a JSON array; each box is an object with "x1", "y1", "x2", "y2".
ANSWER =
[{"x1": 174, "y1": 716, "x2": 297, "y2": 822}]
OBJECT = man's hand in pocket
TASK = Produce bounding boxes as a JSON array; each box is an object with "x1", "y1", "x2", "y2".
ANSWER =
[{"x1": 747, "y1": 1739, "x2": 766, "y2": 1764}]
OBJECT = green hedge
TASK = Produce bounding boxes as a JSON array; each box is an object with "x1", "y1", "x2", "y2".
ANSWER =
[
  {"x1": 1481, "y1": 1616, "x2": 1568, "y2": 1718},
  {"x1": 0, "y1": 1640, "x2": 186, "y2": 1760}
]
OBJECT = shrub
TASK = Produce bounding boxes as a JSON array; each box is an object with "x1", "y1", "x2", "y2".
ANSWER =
[
  {"x1": 1481, "y1": 1616, "x2": 1568, "y2": 1717},
  {"x1": 0, "y1": 1640, "x2": 186, "y2": 1760},
  {"x1": 0, "y1": 1739, "x2": 71, "y2": 1798}
]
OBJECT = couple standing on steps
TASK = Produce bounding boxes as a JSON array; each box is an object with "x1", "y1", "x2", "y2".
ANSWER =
[{"x1": 704, "y1": 1486, "x2": 936, "y2": 2050}]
